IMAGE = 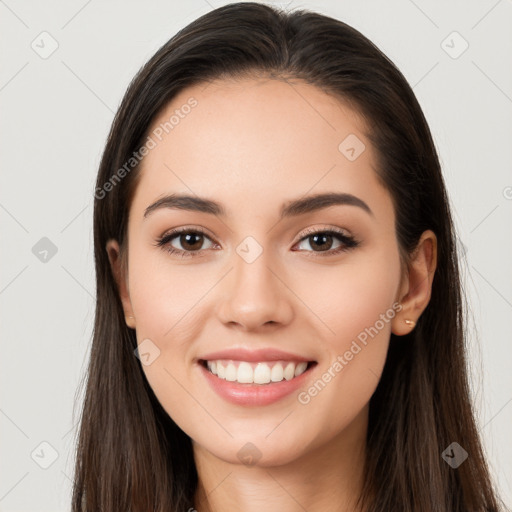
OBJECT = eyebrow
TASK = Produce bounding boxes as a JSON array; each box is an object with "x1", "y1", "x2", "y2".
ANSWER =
[{"x1": 143, "y1": 192, "x2": 373, "y2": 220}]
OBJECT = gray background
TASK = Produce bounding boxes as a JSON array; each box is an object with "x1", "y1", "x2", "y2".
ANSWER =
[{"x1": 1, "y1": 0, "x2": 511, "y2": 509}]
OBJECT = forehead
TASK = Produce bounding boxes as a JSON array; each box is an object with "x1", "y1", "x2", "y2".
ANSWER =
[
  {"x1": 148, "y1": 76, "x2": 369, "y2": 169},
  {"x1": 130, "y1": 76, "x2": 391, "y2": 224}
]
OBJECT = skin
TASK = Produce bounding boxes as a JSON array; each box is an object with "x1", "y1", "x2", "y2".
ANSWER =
[{"x1": 107, "y1": 76, "x2": 437, "y2": 512}]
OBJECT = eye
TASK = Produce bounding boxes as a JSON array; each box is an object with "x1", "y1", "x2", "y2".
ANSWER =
[
  {"x1": 155, "y1": 226, "x2": 360, "y2": 259},
  {"x1": 155, "y1": 227, "x2": 216, "y2": 258},
  {"x1": 293, "y1": 227, "x2": 360, "y2": 256}
]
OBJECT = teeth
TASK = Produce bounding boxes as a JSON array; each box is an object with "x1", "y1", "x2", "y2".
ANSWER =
[
  {"x1": 216, "y1": 361, "x2": 225, "y2": 379},
  {"x1": 237, "y1": 362, "x2": 253, "y2": 383},
  {"x1": 254, "y1": 363, "x2": 271, "y2": 384},
  {"x1": 294, "y1": 361, "x2": 308, "y2": 377},
  {"x1": 209, "y1": 360, "x2": 217, "y2": 375},
  {"x1": 270, "y1": 363, "x2": 284, "y2": 382},
  {"x1": 225, "y1": 362, "x2": 237, "y2": 381},
  {"x1": 205, "y1": 359, "x2": 310, "y2": 385},
  {"x1": 284, "y1": 362, "x2": 295, "y2": 380}
]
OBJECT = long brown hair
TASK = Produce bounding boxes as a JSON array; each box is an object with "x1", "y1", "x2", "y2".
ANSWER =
[{"x1": 71, "y1": 3, "x2": 505, "y2": 510}]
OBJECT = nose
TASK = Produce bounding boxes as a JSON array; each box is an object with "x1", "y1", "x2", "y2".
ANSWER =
[{"x1": 216, "y1": 247, "x2": 294, "y2": 331}]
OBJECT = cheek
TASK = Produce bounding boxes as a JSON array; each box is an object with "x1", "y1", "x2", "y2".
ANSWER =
[
  {"x1": 290, "y1": 249, "x2": 400, "y2": 419},
  {"x1": 125, "y1": 248, "x2": 221, "y2": 419},
  {"x1": 127, "y1": 249, "x2": 210, "y2": 341},
  {"x1": 295, "y1": 246, "x2": 401, "y2": 348}
]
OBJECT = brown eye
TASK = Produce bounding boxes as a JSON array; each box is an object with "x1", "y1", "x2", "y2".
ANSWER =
[
  {"x1": 178, "y1": 232, "x2": 205, "y2": 251},
  {"x1": 306, "y1": 233, "x2": 335, "y2": 252},
  {"x1": 294, "y1": 228, "x2": 360, "y2": 257},
  {"x1": 155, "y1": 228, "x2": 216, "y2": 258}
]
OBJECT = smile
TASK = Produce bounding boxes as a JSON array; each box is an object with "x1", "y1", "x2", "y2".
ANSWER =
[
  {"x1": 198, "y1": 358, "x2": 318, "y2": 406},
  {"x1": 201, "y1": 359, "x2": 314, "y2": 385}
]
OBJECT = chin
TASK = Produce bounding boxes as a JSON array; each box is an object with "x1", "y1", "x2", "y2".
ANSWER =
[{"x1": 195, "y1": 432, "x2": 312, "y2": 469}]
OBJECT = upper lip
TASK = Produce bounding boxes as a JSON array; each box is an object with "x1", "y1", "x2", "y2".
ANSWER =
[{"x1": 198, "y1": 347, "x2": 315, "y2": 363}]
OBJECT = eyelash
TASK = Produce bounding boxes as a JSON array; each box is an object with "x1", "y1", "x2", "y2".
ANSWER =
[{"x1": 154, "y1": 226, "x2": 360, "y2": 259}]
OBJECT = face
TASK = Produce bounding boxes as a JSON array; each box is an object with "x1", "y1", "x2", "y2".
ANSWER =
[{"x1": 111, "y1": 76, "x2": 409, "y2": 467}]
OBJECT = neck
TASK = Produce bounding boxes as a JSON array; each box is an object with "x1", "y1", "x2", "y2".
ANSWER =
[{"x1": 192, "y1": 406, "x2": 368, "y2": 512}]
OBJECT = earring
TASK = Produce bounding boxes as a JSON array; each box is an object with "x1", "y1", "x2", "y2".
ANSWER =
[{"x1": 404, "y1": 319, "x2": 415, "y2": 326}]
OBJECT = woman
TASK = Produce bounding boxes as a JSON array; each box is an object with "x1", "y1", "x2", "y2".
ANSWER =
[{"x1": 72, "y1": 2, "x2": 505, "y2": 511}]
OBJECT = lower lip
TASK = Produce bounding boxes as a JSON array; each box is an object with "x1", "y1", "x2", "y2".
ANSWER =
[{"x1": 198, "y1": 361, "x2": 317, "y2": 406}]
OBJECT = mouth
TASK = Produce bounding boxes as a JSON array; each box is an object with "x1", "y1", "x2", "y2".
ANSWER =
[{"x1": 198, "y1": 359, "x2": 318, "y2": 385}]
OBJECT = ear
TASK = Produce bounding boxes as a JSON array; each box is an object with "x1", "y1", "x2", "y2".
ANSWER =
[
  {"x1": 391, "y1": 229, "x2": 437, "y2": 336},
  {"x1": 106, "y1": 239, "x2": 136, "y2": 329}
]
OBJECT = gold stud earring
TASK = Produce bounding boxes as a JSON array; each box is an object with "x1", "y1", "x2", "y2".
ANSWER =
[{"x1": 404, "y1": 319, "x2": 415, "y2": 326}]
